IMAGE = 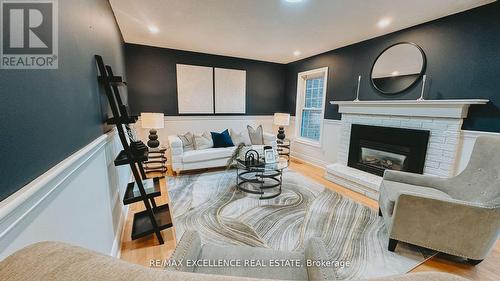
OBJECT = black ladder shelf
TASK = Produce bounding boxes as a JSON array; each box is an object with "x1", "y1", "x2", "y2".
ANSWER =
[{"x1": 95, "y1": 55, "x2": 172, "y2": 244}]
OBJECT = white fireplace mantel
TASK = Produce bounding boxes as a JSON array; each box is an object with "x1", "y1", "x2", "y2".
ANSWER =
[
  {"x1": 325, "y1": 98, "x2": 489, "y2": 199},
  {"x1": 330, "y1": 99, "x2": 489, "y2": 119}
]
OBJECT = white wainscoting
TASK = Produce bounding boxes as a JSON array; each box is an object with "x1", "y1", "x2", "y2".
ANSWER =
[
  {"x1": 288, "y1": 117, "x2": 342, "y2": 168},
  {"x1": 0, "y1": 129, "x2": 130, "y2": 260},
  {"x1": 135, "y1": 115, "x2": 276, "y2": 149},
  {"x1": 133, "y1": 114, "x2": 497, "y2": 173},
  {"x1": 134, "y1": 115, "x2": 342, "y2": 168}
]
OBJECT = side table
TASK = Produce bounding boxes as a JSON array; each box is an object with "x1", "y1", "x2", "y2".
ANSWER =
[
  {"x1": 277, "y1": 139, "x2": 290, "y2": 161},
  {"x1": 144, "y1": 147, "x2": 167, "y2": 175}
]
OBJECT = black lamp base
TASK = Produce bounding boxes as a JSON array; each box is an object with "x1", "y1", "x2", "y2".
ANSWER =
[
  {"x1": 277, "y1": 126, "x2": 286, "y2": 141},
  {"x1": 147, "y1": 129, "x2": 160, "y2": 148}
]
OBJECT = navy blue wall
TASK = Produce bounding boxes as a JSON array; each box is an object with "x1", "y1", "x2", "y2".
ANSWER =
[
  {"x1": 124, "y1": 43, "x2": 287, "y2": 116},
  {"x1": 0, "y1": 0, "x2": 126, "y2": 201},
  {"x1": 285, "y1": 2, "x2": 500, "y2": 132}
]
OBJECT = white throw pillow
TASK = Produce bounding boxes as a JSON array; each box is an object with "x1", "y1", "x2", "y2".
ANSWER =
[
  {"x1": 178, "y1": 132, "x2": 195, "y2": 152},
  {"x1": 194, "y1": 131, "x2": 213, "y2": 150},
  {"x1": 230, "y1": 129, "x2": 251, "y2": 146}
]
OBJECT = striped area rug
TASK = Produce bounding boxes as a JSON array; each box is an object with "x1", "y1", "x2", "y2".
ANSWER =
[{"x1": 167, "y1": 169, "x2": 435, "y2": 280}]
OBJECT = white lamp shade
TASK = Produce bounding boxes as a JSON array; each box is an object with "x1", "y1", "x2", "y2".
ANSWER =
[
  {"x1": 141, "y1": 112, "x2": 164, "y2": 129},
  {"x1": 274, "y1": 113, "x2": 290, "y2": 126}
]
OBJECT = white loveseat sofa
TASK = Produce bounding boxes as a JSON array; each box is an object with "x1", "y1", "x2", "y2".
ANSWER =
[{"x1": 168, "y1": 130, "x2": 277, "y2": 174}]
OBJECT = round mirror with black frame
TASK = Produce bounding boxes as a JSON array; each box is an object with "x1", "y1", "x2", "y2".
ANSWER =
[{"x1": 370, "y1": 42, "x2": 426, "y2": 95}]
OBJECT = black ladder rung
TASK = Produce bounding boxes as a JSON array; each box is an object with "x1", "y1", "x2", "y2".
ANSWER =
[
  {"x1": 131, "y1": 204, "x2": 173, "y2": 240},
  {"x1": 107, "y1": 116, "x2": 137, "y2": 125},
  {"x1": 123, "y1": 177, "x2": 162, "y2": 205},
  {"x1": 98, "y1": 75, "x2": 127, "y2": 86}
]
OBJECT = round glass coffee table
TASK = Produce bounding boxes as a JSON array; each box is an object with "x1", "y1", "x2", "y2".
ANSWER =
[{"x1": 234, "y1": 158, "x2": 289, "y2": 200}]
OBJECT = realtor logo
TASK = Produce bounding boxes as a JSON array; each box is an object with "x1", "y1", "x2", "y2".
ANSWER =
[{"x1": 1, "y1": 0, "x2": 58, "y2": 69}]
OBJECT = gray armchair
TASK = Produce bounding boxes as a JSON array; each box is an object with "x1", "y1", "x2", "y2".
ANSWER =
[{"x1": 378, "y1": 136, "x2": 500, "y2": 265}]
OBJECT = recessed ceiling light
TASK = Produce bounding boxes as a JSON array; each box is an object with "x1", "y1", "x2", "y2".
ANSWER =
[
  {"x1": 148, "y1": 25, "x2": 159, "y2": 34},
  {"x1": 377, "y1": 18, "x2": 392, "y2": 28},
  {"x1": 391, "y1": 71, "x2": 399, "y2": 76},
  {"x1": 293, "y1": 50, "x2": 301, "y2": 57},
  {"x1": 285, "y1": 0, "x2": 304, "y2": 3}
]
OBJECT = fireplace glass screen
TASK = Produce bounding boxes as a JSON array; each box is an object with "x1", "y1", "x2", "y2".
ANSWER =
[{"x1": 360, "y1": 147, "x2": 407, "y2": 171}]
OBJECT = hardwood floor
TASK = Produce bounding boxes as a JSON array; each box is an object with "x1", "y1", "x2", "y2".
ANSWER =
[
  {"x1": 119, "y1": 158, "x2": 500, "y2": 280},
  {"x1": 120, "y1": 172, "x2": 176, "y2": 266}
]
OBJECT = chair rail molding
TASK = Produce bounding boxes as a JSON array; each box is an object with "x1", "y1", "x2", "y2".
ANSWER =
[
  {"x1": 0, "y1": 135, "x2": 107, "y2": 234},
  {"x1": 0, "y1": 129, "x2": 129, "y2": 260},
  {"x1": 161, "y1": 115, "x2": 275, "y2": 121}
]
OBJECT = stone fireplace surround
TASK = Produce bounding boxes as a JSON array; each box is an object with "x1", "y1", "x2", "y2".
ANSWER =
[{"x1": 325, "y1": 99, "x2": 489, "y2": 200}]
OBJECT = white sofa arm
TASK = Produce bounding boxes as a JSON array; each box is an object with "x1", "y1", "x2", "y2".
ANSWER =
[
  {"x1": 168, "y1": 135, "x2": 183, "y2": 153},
  {"x1": 263, "y1": 132, "x2": 277, "y2": 148},
  {"x1": 168, "y1": 135, "x2": 183, "y2": 172}
]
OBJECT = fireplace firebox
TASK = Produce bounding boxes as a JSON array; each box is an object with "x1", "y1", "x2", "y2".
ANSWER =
[{"x1": 348, "y1": 124, "x2": 430, "y2": 176}]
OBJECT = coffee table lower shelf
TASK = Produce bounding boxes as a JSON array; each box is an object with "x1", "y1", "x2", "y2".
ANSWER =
[
  {"x1": 236, "y1": 169, "x2": 283, "y2": 200},
  {"x1": 131, "y1": 204, "x2": 173, "y2": 240}
]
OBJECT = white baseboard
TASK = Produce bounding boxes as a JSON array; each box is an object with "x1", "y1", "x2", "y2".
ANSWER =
[
  {"x1": 110, "y1": 204, "x2": 128, "y2": 258},
  {"x1": 110, "y1": 172, "x2": 136, "y2": 258}
]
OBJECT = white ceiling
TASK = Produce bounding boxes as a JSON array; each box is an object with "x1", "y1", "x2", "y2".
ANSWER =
[{"x1": 109, "y1": 0, "x2": 494, "y2": 64}]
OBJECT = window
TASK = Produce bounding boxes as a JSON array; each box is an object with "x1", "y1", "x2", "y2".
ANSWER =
[{"x1": 295, "y1": 67, "x2": 328, "y2": 145}]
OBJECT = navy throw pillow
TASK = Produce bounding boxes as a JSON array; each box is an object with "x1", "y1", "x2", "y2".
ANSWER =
[{"x1": 211, "y1": 129, "x2": 235, "y2": 148}]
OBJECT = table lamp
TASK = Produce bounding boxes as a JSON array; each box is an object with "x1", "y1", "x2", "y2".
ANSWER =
[
  {"x1": 141, "y1": 112, "x2": 164, "y2": 148},
  {"x1": 274, "y1": 113, "x2": 290, "y2": 141}
]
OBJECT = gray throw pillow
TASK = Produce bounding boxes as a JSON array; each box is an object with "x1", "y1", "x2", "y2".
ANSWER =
[
  {"x1": 193, "y1": 131, "x2": 213, "y2": 150},
  {"x1": 178, "y1": 132, "x2": 194, "y2": 152},
  {"x1": 230, "y1": 129, "x2": 251, "y2": 146},
  {"x1": 247, "y1": 125, "x2": 264, "y2": 145}
]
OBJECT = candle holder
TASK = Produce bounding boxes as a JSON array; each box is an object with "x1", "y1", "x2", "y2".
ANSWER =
[
  {"x1": 417, "y1": 74, "x2": 427, "y2": 101},
  {"x1": 354, "y1": 75, "x2": 361, "y2": 102}
]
